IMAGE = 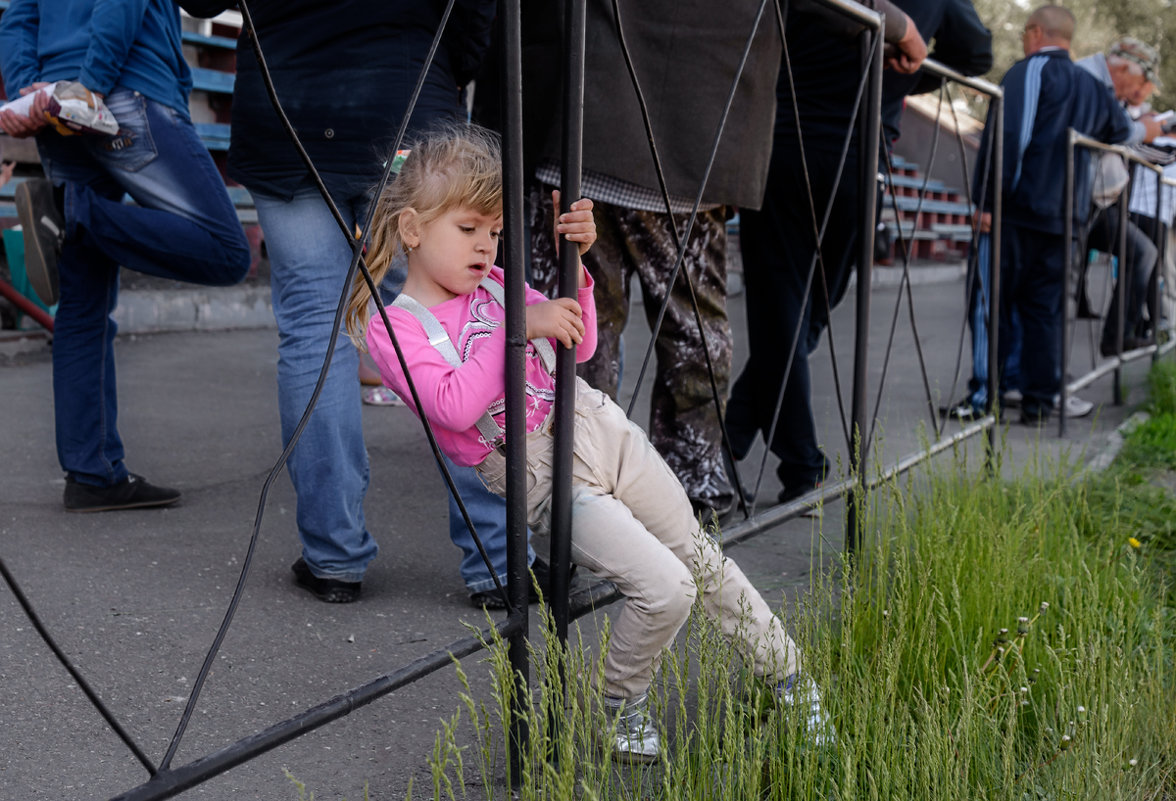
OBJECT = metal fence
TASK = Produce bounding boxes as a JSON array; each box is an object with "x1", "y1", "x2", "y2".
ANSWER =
[
  {"x1": 1061, "y1": 131, "x2": 1176, "y2": 437},
  {"x1": 0, "y1": 0, "x2": 1065, "y2": 797}
]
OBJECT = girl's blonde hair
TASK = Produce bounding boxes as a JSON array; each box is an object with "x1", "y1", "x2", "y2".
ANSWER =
[{"x1": 345, "y1": 122, "x2": 503, "y2": 349}]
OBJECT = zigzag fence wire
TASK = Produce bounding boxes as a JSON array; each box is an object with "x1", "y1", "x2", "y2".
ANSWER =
[
  {"x1": 0, "y1": 0, "x2": 1019, "y2": 798},
  {"x1": 1061, "y1": 131, "x2": 1176, "y2": 437},
  {"x1": 714, "y1": 49, "x2": 1006, "y2": 551}
]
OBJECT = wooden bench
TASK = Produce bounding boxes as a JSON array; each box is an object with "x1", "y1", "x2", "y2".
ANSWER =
[
  {"x1": 190, "y1": 66, "x2": 235, "y2": 96},
  {"x1": 182, "y1": 30, "x2": 237, "y2": 51}
]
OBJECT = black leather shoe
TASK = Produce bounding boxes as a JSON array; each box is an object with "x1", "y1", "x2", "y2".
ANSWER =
[
  {"x1": 63, "y1": 473, "x2": 180, "y2": 513},
  {"x1": 291, "y1": 558, "x2": 362, "y2": 603}
]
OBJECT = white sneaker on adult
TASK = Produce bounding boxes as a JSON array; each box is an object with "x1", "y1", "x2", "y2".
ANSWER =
[{"x1": 1060, "y1": 394, "x2": 1094, "y2": 418}]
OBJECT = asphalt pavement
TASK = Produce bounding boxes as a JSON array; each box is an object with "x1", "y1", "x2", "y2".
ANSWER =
[{"x1": 0, "y1": 260, "x2": 1153, "y2": 800}]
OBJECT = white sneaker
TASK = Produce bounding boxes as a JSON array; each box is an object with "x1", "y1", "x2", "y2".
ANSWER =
[
  {"x1": 777, "y1": 674, "x2": 837, "y2": 749},
  {"x1": 604, "y1": 693, "x2": 661, "y2": 763},
  {"x1": 1001, "y1": 388, "x2": 1023, "y2": 408},
  {"x1": 1059, "y1": 394, "x2": 1094, "y2": 418}
]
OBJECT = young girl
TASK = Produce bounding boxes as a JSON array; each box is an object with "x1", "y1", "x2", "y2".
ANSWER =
[{"x1": 346, "y1": 123, "x2": 832, "y2": 761}]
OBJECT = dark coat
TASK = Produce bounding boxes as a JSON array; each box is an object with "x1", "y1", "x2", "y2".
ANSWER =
[
  {"x1": 881, "y1": 0, "x2": 993, "y2": 144},
  {"x1": 772, "y1": 0, "x2": 919, "y2": 155},
  {"x1": 537, "y1": 0, "x2": 782, "y2": 210},
  {"x1": 184, "y1": 0, "x2": 495, "y2": 202}
]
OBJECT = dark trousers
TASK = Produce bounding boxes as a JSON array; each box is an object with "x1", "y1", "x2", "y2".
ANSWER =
[
  {"x1": 1087, "y1": 205, "x2": 1157, "y2": 348},
  {"x1": 528, "y1": 188, "x2": 734, "y2": 509},
  {"x1": 728, "y1": 149, "x2": 859, "y2": 489},
  {"x1": 998, "y1": 222, "x2": 1067, "y2": 419}
]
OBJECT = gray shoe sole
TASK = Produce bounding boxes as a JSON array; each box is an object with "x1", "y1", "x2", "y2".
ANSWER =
[{"x1": 15, "y1": 179, "x2": 62, "y2": 307}]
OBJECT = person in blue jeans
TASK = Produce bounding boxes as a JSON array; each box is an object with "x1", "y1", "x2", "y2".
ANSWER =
[
  {"x1": 945, "y1": 232, "x2": 1022, "y2": 420},
  {"x1": 185, "y1": 0, "x2": 540, "y2": 605},
  {"x1": 0, "y1": 0, "x2": 252, "y2": 513}
]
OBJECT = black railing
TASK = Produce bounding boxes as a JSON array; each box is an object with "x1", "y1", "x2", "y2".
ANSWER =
[{"x1": 1062, "y1": 131, "x2": 1176, "y2": 436}]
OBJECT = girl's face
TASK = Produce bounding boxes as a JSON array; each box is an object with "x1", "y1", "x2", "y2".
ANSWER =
[{"x1": 402, "y1": 205, "x2": 503, "y2": 305}]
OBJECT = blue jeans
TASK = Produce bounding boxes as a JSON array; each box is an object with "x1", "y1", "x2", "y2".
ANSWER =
[
  {"x1": 37, "y1": 89, "x2": 251, "y2": 488},
  {"x1": 967, "y1": 233, "x2": 1022, "y2": 409},
  {"x1": 254, "y1": 182, "x2": 377, "y2": 583},
  {"x1": 255, "y1": 181, "x2": 527, "y2": 586},
  {"x1": 442, "y1": 453, "x2": 535, "y2": 593}
]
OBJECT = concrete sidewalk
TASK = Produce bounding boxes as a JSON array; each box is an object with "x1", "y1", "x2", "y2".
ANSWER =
[{"x1": 0, "y1": 263, "x2": 1154, "y2": 800}]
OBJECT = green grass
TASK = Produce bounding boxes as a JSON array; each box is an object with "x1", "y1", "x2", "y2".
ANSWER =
[
  {"x1": 305, "y1": 363, "x2": 1176, "y2": 800},
  {"x1": 406, "y1": 452, "x2": 1175, "y2": 800}
]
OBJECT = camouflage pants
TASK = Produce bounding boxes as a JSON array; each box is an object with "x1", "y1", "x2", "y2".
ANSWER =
[{"x1": 529, "y1": 186, "x2": 734, "y2": 510}]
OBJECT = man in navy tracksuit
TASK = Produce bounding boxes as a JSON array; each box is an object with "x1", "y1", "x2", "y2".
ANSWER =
[{"x1": 973, "y1": 5, "x2": 1132, "y2": 424}]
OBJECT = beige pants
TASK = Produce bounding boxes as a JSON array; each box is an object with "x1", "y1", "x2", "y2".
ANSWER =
[{"x1": 477, "y1": 377, "x2": 799, "y2": 698}]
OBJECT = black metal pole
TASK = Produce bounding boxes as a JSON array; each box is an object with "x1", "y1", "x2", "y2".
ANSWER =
[
  {"x1": 1113, "y1": 174, "x2": 1129, "y2": 403},
  {"x1": 552, "y1": 0, "x2": 585, "y2": 644},
  {"x1": 499, "y1": 0, "x2": 531, "y2": 786},
  {"x1": 1150, "y1": 168, "x2": 1163, "y2": 364},
  {"x1": 1060, "y1": 131, "x2": 1074, "y2": 437},
  {"x1": 987, "y1": 94, "x2": 1003, "y2": 460},
  {"x1": 845, "y1": 24, "x2": 882, "y2": 554},
  {"x1": 108, "y1": 619, "x2": 522, "y2": 801}
]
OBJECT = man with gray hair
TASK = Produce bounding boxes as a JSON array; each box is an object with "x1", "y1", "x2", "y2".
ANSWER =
[{"x1": 1078, "y1": 37, "x2": 1164, "y2": 355}]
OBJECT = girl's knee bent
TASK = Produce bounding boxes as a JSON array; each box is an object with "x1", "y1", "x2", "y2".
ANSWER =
[{"x1": 640, "y1": 559, "x2": 696, "y2": 628}]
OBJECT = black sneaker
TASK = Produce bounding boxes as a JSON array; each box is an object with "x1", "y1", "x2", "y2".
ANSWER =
[
  {"x1": 941, "y1": 398, "x2": 983, "y2": 420},
  {"x1": 291, "y1": 558, "x2": 362, "y2": 603},
  {"x1": 778, "y1": 479, "x2": 824, "y2": 518},
  {"x1": 690, "y1": 493, "x2": 736, "y2": 524},
  {"x1": 63, "y1": 473, "x2": 181, "y2": 513},
  {"x1": 1100, "y1": 336, "x2": 1149, "y2": 358},
  {"x1": 15, "y1": 178, "x2": 65, "y2": 306},
  {"x1": 1019, "y1": 408, "x2": 1051, "y2": 426}
]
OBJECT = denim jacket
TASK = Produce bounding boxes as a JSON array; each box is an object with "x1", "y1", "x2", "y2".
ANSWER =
[{"x1": 0, "y1": 0, "x2": 191, "y2": 113}]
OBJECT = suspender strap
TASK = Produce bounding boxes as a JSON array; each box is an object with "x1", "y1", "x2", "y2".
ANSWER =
[
  {"x1": 477, "y1": 276, "x2": 557, "y2": 373},
  {"x1": 391, "y1": 293, "x2": 505, "y2": 448}
]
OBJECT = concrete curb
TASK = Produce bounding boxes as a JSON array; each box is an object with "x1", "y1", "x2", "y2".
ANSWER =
[
  {"x1": 1083, "y1": 410, "x2": 1149, "y2": 475},
  {"x1": 113, "y1": 285, "x2": 275, "y2": 333}
]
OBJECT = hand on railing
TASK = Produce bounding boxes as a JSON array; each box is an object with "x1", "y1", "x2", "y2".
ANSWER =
[{"x1": 885, "y1": 11, "x2": 927, "y2": 74}]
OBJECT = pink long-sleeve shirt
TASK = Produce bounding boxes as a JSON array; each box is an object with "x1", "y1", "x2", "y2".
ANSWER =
[{"x1": 366, "y1": 266, "x2": 597, "y2": 466}]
